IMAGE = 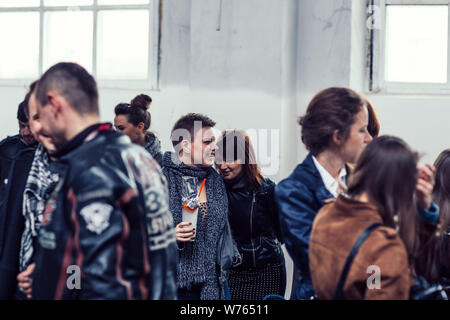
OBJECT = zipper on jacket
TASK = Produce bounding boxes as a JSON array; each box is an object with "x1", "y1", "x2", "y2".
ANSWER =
[{"x1": 250, "y1": 192, "x2": 256, "y2": 268}]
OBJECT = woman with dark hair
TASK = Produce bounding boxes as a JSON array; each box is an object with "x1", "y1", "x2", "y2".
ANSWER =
[
  {"x1": 275, "y1": 87, "x2": 374, "y2": 300},
  {"x1": 309, "y1": 135, "x2": 438, "y2": 299},
  {"x1": 215, "y1": 130, "x2": 286, "y2": 300},
  {"x1": 432, "y1": 150, "x2": 450, "y2": 283},
  {"x1": 113, "y1": 93, "x2": 162, "y2": 166}
]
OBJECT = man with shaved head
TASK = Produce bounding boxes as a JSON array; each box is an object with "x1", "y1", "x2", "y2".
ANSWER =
[{"x1": 26, "y1": 62, "x2": 176, "y2": 300}]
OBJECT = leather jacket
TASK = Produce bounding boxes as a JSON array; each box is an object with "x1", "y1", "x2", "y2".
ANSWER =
[
  {"x1": 32, "y1": 124, "x2": 177, "y2": 300},
  {"x1": 225, "y1": 176, "x2": 283, "y2": 270},
  {"x1": 0, "y1": 135, "x2": 36, "y2": 299}
]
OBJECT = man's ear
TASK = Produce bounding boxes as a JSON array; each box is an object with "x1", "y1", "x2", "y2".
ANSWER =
[
  {"x1": 46, "y1": 91, "x2": 64, "y2": 117},
  {"x1": 181, "y1": 139, "x2": 191, "y2": 155}
]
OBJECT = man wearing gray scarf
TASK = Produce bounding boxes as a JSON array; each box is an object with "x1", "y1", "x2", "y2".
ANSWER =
[{"x1": 162, "y1": 113, "x2": 228, "y2": 300}]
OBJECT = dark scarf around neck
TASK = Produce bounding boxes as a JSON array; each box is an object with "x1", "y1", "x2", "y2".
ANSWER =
[{"x1": 162, "y1": 151, "x2": 228, "y2": 300}]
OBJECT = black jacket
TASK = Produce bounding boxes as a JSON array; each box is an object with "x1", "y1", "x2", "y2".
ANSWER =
[
  {"x1": 0, "y1": 134, "x2": 36, "y2": 299},
  {"x1": 225, "y1": 176, "x2": 283, "y2": 270},
  {"x1": 32, "y1": 124, "x2": 177, "y2": 300}
]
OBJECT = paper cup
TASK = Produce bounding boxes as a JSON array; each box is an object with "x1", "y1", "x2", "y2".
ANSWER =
[{"x1": 182, "y1": 207, "x2": 198, "y2": 240}]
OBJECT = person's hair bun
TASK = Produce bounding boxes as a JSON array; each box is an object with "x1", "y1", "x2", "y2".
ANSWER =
[{"x1": 130, "y1": 94, "x2": 152, "y2": 111}]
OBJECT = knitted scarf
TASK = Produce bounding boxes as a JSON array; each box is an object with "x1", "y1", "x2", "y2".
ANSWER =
[
  {"x1": 162, "y1": 152, "x2": 228, "y2": 300},
  {"x1": 20, "y1": 144, "x2": 60, "y2": 271},
  {"x1": 144, "y1": 132, "x2": 163, "y2": 167}
]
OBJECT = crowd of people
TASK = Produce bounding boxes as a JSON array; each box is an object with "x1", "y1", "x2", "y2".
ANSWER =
[{"x1": 0, "y1": 62, "x2": 448, "y2": 300}]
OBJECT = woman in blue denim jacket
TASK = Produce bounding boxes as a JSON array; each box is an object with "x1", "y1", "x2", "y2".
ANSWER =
[{"x1": 275, "y1": 87, "x2": 374, "y2": 299}]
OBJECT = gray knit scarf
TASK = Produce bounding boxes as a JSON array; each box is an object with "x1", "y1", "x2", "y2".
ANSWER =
[
  {"x1": 162, "y1": 152, "x2": 228, "y2": 300},
  {"x1": 144, "y1": 132, "x2": 163, "y2": 167}
]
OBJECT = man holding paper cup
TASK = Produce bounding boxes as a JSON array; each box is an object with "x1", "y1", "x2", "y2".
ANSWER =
[{"x1": 162, "y1": 113, "x2": 229, "y2": 300}]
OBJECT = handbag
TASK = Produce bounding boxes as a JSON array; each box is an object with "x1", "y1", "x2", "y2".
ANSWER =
[
  {"x1": 216, "y1": 218, "x2": 242, "y2": 299},
  {"x1": 237, "y1": 236, "x2": 283, "y2": 269}
]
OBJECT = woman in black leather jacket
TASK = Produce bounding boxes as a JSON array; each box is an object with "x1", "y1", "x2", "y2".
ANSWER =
[{"x1": 216, "y1": 130, "x2": 286, "y2": 300}]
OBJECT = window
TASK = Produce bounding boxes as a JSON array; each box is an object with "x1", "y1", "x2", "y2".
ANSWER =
[
  {"x1": 369, "y1": 0, "x2": 450, "y2": 94},
  {"x1": 0, "y1": 0, "x2": 159, "y2": 89}
]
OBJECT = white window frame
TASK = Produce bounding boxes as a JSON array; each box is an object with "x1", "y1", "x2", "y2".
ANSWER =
[
  {"x1": 0, "y1": 0, "x2": 160, "y2": 90},
  {"x1": 369, "y1": 0, "x2": 450, "y2": 94}
]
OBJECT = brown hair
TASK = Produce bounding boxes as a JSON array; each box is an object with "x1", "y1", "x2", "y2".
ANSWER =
[
  {"x1": 216, "y1": 130, "x2": 263, "y2": 191},
  {"x1": 430, "y1": 149, "x2": 450, "y2": 280},
  {"x1": 130, "y1": 93, "x2": 152, "y2": 109},
  {"x1": 433, "y1": 149, "x2": 450, "y2": 234},
  {"x1": 170, "y1": 113, "x2": 216, "y2": 149},
  {"x1": 299, "y1": 87, "x2": 371, "y2": 156},
  {"x1": 114, "y1": 93, "x2": 152, "y2": 131},
  {"x1": 347, "y1": 135, "x2": 419, "y2": 230},
  {"x1": 367, "y1": 101, "x2": 380, "y2": 138}
]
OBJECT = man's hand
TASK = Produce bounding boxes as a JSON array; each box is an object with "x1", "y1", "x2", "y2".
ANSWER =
[
  {"x1": 17, "y1": 263, "x2": 35, "y2": 299},
  {"x1": 175, "y1": 222, "x2": 195, "y2": 242}
]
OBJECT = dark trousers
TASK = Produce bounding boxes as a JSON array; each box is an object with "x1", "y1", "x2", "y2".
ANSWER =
[{"x1": 177, "y1": 284, "x2": 203, "y2": 300}]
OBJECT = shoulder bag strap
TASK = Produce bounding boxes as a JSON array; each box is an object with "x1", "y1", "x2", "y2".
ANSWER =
[{"x1": 333, "y1": 223, "x2": 383, "y2": 300}]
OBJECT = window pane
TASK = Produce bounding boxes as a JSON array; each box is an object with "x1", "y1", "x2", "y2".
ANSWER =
[
  {"x1": 44, "y1": 0, "x2": 93, "y2": 6},
  {"x1": 43, "y1": 11, "x2": 93, "y2": 73},
  {"x1": 0, "y1": 12, "x2": 39, "y2": 78},
  {"x1": 98, "y1": 0, "x2": 149, "y2": 5},
  {"x1": 97, "y1": 10, "x2": 149, "y2": 79},
  {"x1": 385, "y1": 5, "x2": 448, "y2": 83},
  {"x1": 0, "y1": 0, "x2": 39, "y2": 7}
]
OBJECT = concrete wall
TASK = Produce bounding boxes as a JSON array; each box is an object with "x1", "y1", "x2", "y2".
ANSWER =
[
  {"x1": 0, "y1": 0, "x2": 286, "y2": 179},
  {"x1": 368, "y1": 94, "x2": 450, "y2": 165},
  {"x1": 296, "y1": 0, "x2": 353, "y2": 161},
  {"x1": 2, "y1": 1, "x2": 445, "y2": 179}
]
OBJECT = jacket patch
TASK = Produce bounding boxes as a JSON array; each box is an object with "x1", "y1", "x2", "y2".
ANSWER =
[
  {"x1": 39, "y1": 229, "x2": 56, "y2": 250},
  {"x1": 80, "y1": 202, "x2": 113, "y2": 235}
]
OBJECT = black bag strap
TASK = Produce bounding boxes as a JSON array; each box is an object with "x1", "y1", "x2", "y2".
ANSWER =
[{"x1": 333, "y1": 223, "x2": 383, "y2": 300}]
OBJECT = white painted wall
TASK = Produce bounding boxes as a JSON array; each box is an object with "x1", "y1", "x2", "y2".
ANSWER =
[
  {"x1": 368, "y1": 94, "x2": 450, "y2": 165},
  {"x1": 0, "y1": 0, "x2": 285, "y2": 179},
  {"x1": 3, "y1": 2, "x2": 446, "y2": 182},
  {"x1": 1, "y1": 0, "x2": 449, "y2": 299}
]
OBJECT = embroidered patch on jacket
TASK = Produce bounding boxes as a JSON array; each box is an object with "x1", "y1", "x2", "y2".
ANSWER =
[{"x1": 80, "y1": 202, "x2": 113, "y2": 235}]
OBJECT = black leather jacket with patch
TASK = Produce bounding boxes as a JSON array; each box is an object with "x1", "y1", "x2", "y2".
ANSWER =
[{"x1": 32, "y1": 124, "x2": 177, "y2": 300}]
